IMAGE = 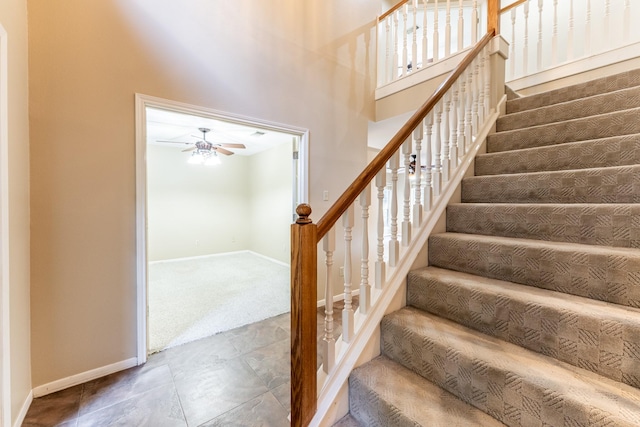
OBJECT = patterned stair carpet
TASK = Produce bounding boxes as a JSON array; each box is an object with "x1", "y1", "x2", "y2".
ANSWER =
[{"x1": 342, "y1": 68, "x2": 640, "y2": 426}]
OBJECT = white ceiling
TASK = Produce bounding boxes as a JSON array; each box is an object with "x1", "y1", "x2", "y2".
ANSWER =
[{"x1": 146, "y1": 107, "x2": 294, "y2": 157}]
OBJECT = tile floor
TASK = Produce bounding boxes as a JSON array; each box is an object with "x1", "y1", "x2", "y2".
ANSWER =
[{"x1": 23, "y1": 298, "x2": 357, "y2": 426}]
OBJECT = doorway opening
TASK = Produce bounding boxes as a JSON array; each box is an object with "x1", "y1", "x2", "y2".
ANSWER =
[{"x1": 135, "y1": 95, "x2": 308, "y2": 361}]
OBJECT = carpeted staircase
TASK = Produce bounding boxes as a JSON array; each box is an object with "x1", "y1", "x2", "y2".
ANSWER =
[{"x1": 336, "y1": 68, "x2": 640, "y2": 426}]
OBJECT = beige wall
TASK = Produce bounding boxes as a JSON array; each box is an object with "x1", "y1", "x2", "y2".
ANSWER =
[
  {"x1": 248, "y1": 141, "x2": 293, "y2": 265},
  {"x1": 0, "y1": 0, "x2": 31, "y2": 423},
  {"x1": 147, "y1": 145, "x2": 251, "y2": 262},
  {"x1": 28, "y1": 0, "x2": 377, "y2": 387}
]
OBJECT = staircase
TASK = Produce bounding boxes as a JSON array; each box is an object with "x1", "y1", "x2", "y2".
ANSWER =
[{"x1": 336, "y1": 69, "x2": 640, "y2": 426}]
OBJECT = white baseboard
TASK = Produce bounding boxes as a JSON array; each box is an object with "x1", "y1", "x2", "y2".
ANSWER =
[
  {"x1": 149, "y1": 250, "x2": 250, "y2": 265},
  {"x1": 247, "y1": 251, "x2": 289, "y2": 267},
  {"x1": 32, "y1": 358, "x2": 138, "y2": 398},
  {"x1": 317, "y1": 289, "x2": 361, "y2": 308},
  {"x1": 13, "y1": 390, "x2": 32, "y2": 427}
]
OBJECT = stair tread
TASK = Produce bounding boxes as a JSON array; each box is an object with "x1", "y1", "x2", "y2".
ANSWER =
[
  {"x1": 333, "y1": 415, "x2": 362, "y2": 427},
  {"x1": 498, "y1": 84, "x2": 640, "y2": 132},
  {"x1": 383, "y1": 307, "x2": 640, "y2": 426},
  {"x1": 350, "y1": 356, "x2": 506, "y2": 427},
  {"x1": 476, "y1": 133, "x2": 640, "y2": 176},
  {"x1": 487, "y1": 106, "x2": 640, "y2": 153}
]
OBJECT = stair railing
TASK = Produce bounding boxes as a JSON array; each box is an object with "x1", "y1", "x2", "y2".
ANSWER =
[
  {"x1": 291, "y1": 12, "x2": 506, "y2": 423},
  {"x1": 377, "y1": 0, "x2": 486, "y2": 88},
  {"x1": 502, "y1": 0, "x2": 640, "y2": 82}
]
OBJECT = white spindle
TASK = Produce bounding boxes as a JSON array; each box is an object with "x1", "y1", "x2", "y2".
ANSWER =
[
  {"x1": 523, "y1": 1, "x2": 530, "y2": 75},
  {"x1": 388, "y1": 153, "x2": 400, "y2": 267},
  {"x1": 413, "y1": 123, "x2": 424, "y2": 225},
  {"x1": 433, "y1": 102, "x2": 443, "y2": 196},
  {"x1": 537, "y1": 0, "x2": 543, "y2": 71},
  {"x1": 585, "y1": 0, "x2": 591, "y2": 54},
  {"x1": 375, "y1": 170, "x2": 386, "y2": 289},
  {"x1": 472, "y1": 59, "x2": 480, "y2": 133},
  {"x1": 322, "y1": 230, "x2": 335, "y2": 373},
  {"x1": 412, "y1": 0, "x2": 418, "y2": 71},
  {"x1": 624, "y1": 0, "x2": 631, "y2": 41},
  {"x1": 567, "y1": 0, "x2": 574, "y2": 61},
  {"x1": 433, "y1": 0, "x2": 440, "y2": 62},
  {"x1": 442, "y1": 94, "x2": 451, "y2": 182},
  {"x1": 450, "y1": 83, "x2": 459, "y2": 170},
  {"x1": 393, "y1": 11, "x2": 400, "y2": 80},
  {"x1": 402, "y1": 137, "x2": 413, "y2": 246},
  {"x1": 510, "y1": 9, "x2": 517, "y2": 79},
  {"x1": 422, "y1": 0, "x2": 429, "y2": 67},
  {"x1": 484, "y1": 47, "x2": 491, "y2": 118},
  {"x1": 385, "y1": 17, "x2": 392, "y2": 84},
  {"x1": 457, "y1": 77, "x2": 467, "y2": 158},
  {"x1": 465, "y1": 68, "x2": 474, "y2": 151},
  {"x1": 342, "y1": 206, "x2": 354, "y2": 343},
  {"x1": 552, "y1": 0, "x2": 558, "y2": 65},
  {"x1": 458, "y1": 0, "x2": 464, "y2": 51},
  {"x1": 477, "y1": 54, "x2": 485, "y2": 124},
  {"x1": 402, "y1": 5, "x2": 409, "y2": 77},
  {"x1": 445, "y1": 0, "x2": 452, "y2": 57},
  {"x1": 359, "y1": 185, "x2": 371, "y2": 315},
  {"x1": 604, "y1": 0, "x2": 611, "y2": 43},
  {"x1": 472, "y1": 0, "x2": 478, "y2": 44},
  {"x1": 424, "y1": 114, "x2": 433, "y2": 211}
]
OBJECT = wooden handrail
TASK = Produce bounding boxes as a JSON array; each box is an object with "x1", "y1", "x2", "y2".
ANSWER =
[
  {"x1": 379, "y1": 0, "x2": 409, "y2": 21},
  {"x1": 315, "y1": 30, "x2": 495, "y2": 241},
  {"x1": 500, "y1": 0, "x2": 528, "y2": 14}
]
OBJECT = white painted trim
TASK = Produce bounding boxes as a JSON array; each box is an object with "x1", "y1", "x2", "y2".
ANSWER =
[
  {"x1": 0, "y1": 23, "x2": 10, "y2": 427},
  {"x1": 246, "y1": 251, "x2": 290, "y2": 268},
  {"x1": 32, "y1": 358, "x2": 138, "y2": 398},
  {"x1": 135, "y1": 94, "x2": 309, "y2": 364},
  {"x1": 316, "y1": 289, "x2": 361, "y2": 309},
  {"x1": 148, "y1": 249, "x2": 290, "y2": 268},
  {"x1": 507, "y1": 41, "x2": 640, "y2": 92},
  {"x1": 12, "y1": 391, "x2": 31, "y2": 427},
  {"x1": 311, "y1": 98, "x2": 505, "y2": 427}
]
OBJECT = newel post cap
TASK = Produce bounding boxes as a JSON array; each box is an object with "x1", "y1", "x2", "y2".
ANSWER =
[{"x1": 295, "y1": 204, "x2": 313, "y2": 224}]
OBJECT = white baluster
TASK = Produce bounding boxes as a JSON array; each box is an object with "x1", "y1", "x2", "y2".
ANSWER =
[
  {"x1": 465, "y1": 68, "x2": 474, "y2": 150},
  {"x1": 450, "y1": 82, "x2": 459, "y2": 170},
  {"x1": 567, "y1": 0, "x2": 574, "y2": 61},
  {"x1": 393, "y1": 11, "x2": 400, "y2": 80},
  {"x1": 359, "y1": 185, "x2": 371, "y2": 315},
  {"x1": 412, "y1": 0, "x2": 418, "y2": 71},
  {"x1": 472, "y1": 59, "x2": 480, "y2": 133},
  {"x1": 388, "y1": 153, "x2": 400, "y2": 267},
  {"x1": 537, "y1": 0, "x2": 543, "y2": 71},
  {"x1": 375, "y1": 170, "x2": 386, "y2": 289},
  {"x1": 484, "y1": 47, "x2": 491, "y2": 117},
  {"x1": 424, "y1": 114, "x2": 433, "y2": 211},
  {"x1": 402, "y1": 5, "x2": 408, "y2": 77},
  {"x1": 510, "y1": 8, "x2": 517, "y2": 79},
  {"x1": 604, "y1": 0, "x2": 610, "y2": 44},
  {"x1": 322, "y1": 230, "x2": 335, "y2": 374},
  {"x1": 552, "y1": 0, "x2": 558, "y2": 65},
  {"x1": 624, "y1": 0, "x2": 631, "y2": 42},
  {"x1": 458, "y1": 0, "x2": 464, "y2": 51},
  {"x1": 523, "y1": 1, "x2": 530, "y2": 75},
  {"x1": 385, "y1": 17, "x2": 392, "y2": 84},
  {"x1": 433, "y1": 0, "x2": 440, "y2": 62},
  {"x1": 472, "y1": 0, "x2": 478, "y2": 44},
  {"x1": 342, "y1": 206, "x2": 354, "y2": 343},
  {"x1": 585, "y1": 0, "x2": 591, "y2": 55},
  {"x1": 457, "y1": 77, "x2": 467, "y2": 157},
  {"x1": 433, "y1": 102, "x2": 443, "y2": 197},
  {"x1": 413, "y1": 123, "x2": 424, "y2": 225},
  {"x1": 477, "y1": 54, "x2": 485, "y2": 124},
  {"x1": 445, "y1": 0, "x2": 451, "y2": 57},
  {"x1": 422, "y1": 0, "x2": 429, "y2": 67},
  {"x1": 402, "y1": 137, "x2": 412, "y2": 246},
  {"x1": 442, "y1": 93, "x2": 451, "y2": 182}
]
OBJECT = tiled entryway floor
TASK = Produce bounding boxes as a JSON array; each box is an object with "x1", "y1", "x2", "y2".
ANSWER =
[{"x1": 23, "y1": 313, "x2": 292, "y2": 426}]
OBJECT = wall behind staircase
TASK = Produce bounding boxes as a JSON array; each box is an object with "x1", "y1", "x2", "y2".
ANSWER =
[{"x1": 27, "y1": 0, "x2": 379, "y2": 388}]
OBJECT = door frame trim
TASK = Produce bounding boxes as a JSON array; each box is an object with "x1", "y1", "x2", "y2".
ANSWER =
[{"x1": 134, "y1": 93, "x2": 309, "y2": 362}]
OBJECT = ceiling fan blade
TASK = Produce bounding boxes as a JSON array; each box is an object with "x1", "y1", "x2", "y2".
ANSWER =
[
  {"x1": 217, "y1": 143, "x2": 246, "y2": 149},
  {"x1": 181, "y1": 146, "x2": 197, "y2": 152},
  {"x1": 213, "y1": 147, "x2": 234, "y2": 156},
  {"x1": 156, "y1": 140, "x2": 192, "y2": 145}
]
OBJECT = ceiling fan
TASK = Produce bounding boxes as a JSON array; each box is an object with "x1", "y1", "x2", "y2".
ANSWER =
[{"x1": 157, "y1": 127, "x2": 246, "y2": 156}]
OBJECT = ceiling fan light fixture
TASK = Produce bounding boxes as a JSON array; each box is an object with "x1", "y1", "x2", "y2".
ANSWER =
[
  {"x1": 204, "y1": 152, "x2": 221, "y2": 166},
  {"x1": 188, "y1": 152, "x2": 205, "y2": 165}
]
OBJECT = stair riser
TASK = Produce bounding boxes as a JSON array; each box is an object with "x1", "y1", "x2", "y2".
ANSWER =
[
  {"x1": 446, "y1": 204, "x2": 640, "y2": 248},
  {"x1": 506, "y1": 68, "x2": 640, "y2": 114},
  {"x1": 498, "y1": 85, "x2": 640, "y2": 132},
  {"x1": 462, "y1": 166, "x2": 640, "y2": 204},
  {"x1": 428, "y1": 234, "x2": 640, "y2": 309},
  {"x1": 381, "y1": 315, "x2": 640, "y2": 427},
  {"x1": 487, "y1": 108, "x2": 640, "y2": 153},
  {"x1": 348, "y1": 376, "x2": 418, "y2": 427},
  {"x1": 476, "y1": 135, "x2": 640, "y2": 176},
  {"x1": 407, "y1": 272, "x2": 640, "y2": 388}
]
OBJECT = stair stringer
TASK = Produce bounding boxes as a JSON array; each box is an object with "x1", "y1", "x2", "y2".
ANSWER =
[{"x1": 311, "y1": 96, "x2": 506, "y2": 427}]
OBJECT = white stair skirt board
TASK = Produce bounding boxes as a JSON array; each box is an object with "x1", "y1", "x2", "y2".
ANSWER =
[
  {"x1": 148, "y1": 251, "x2": 290, "y2": 353},
  {"x1": 13, "y1": 391, "x2": 32, "y2": 427}
]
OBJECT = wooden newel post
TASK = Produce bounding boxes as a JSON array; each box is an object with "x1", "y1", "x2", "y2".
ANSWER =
[
  {"x1": 488, "y1": 0, "x2": 500, "y2": 35},
  {"x1": 291, "y1": 203, "x2": 317, "y2": 427}
]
